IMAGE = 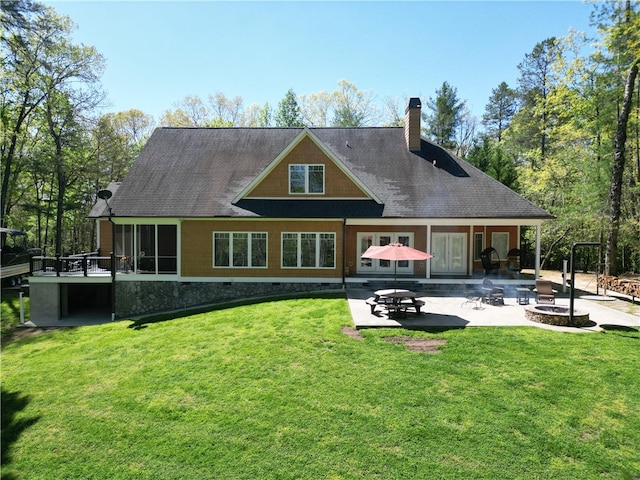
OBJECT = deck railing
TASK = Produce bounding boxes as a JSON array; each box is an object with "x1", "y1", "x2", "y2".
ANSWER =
[{"x1": 30, "y1": 253, "x2": 113, "y2": 277}]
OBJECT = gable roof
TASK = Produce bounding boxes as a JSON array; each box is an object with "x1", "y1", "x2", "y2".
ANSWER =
[
  {"x1": 234, "y1": 127, "x2": 383, "y2": 204},
  {"x1": 92, "y1": 127, "x2": 552, "y2": 220}
]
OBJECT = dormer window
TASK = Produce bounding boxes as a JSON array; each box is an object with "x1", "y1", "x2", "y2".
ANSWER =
[{"x1": 289, "y1": 164, "x2": 324, "y2": 194}]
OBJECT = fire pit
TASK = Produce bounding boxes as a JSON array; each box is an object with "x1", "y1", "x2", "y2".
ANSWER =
[{"x1": 524, "y1": 304, "x2": 590, "y2": 326}]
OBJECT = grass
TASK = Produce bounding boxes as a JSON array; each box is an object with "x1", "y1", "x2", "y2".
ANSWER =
[
  {"x1": 1, "y1": 289, "x2": 29, "y2": 338},
  {"x1": 2, "y1": 295, "x2": 639, "y2": 479}
]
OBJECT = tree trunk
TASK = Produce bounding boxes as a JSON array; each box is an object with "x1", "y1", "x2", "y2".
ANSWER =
[
  {"x1": 605, "y1": 60, "x2": 638, "y2": 275},
  {"x1": 541, "y1": 227, "x2": 570, "y2": 270},
  {"x1": 55, "y1": 163, "x2": 66, "y2": 256}
]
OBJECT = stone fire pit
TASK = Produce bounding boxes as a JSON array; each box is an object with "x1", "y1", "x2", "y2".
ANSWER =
[{"x1": 524, "y1": 304, "x2": 590, "y2": 326}]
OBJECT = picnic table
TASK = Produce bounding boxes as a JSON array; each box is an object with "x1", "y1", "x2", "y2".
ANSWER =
[{"x1": 365, "y1": 289, "x2": 425, "y2": 317}]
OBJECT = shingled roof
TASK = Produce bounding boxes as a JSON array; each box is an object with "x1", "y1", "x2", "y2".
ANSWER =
[{"x1": 91, "y1": 126, "x2": 552, "y2": 220}]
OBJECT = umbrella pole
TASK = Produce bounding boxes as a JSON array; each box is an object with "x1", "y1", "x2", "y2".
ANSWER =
[{"x1": 394, "y1": 261, "x2": 397, "y2": 290}]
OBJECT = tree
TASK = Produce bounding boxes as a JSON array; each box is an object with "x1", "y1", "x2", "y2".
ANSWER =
[
  {"x1": 1, "y1": 0, "x2": 105, "y2": 256},
  {"x1": 514, "y1": 38, "x2": 562, "y2": 168},
  {"x1": 41, "y1": 11, "x2": 104, "y2": 254},
  {"x1": 466, "y1": 136, "x2": 519, "y2": 190},
  {"x1": 299, "y1": 91, "x2": 332, "y2": 127},
  {"x1": 208, "y1": 91, "x2": 243, "y2": 125},
  {"x1": 455, "y1": 104, "x2": 477, "y2": 158},
  {"x1": 159, "y1": 95, "x2": 208, "y2": 127},
  {"x1": 159, "y1": 93, "x2": 244, "y2": 127},
  {"x1": 424, "y1": 81, "x2": 464, "y2": 150},
  {"x1": 93, "y1": 110, "x2": 153, "y2": 182},
  {"x1": 482, "y1": 81, "x2": 518, "y2": 142},
  {"x1": 257, "y1": 103, "x2": 272, "y2": 127},
  {"x1": 242, "y1": 102, "x2": 272, "y2": 127},
  {"x1": 330, "y1": 80, "x2": 378, "y2": 127},
  {"x1": 606, "y1": 62, "x2": 638, "y2": 274},
  {"x1": 1, "y1": 0, "x2": 59, "y2": 226},
  {"x1": 601, "y1": 0, "x2": 640, "y2": 275},
  {"x1": 275, "y1": 88, "x2": 304, "y2": 127},
  {"x1": 381, "y1": 96, "x2": 404, "y2": 127}
]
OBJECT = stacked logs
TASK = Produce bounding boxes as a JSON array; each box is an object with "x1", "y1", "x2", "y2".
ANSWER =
[{"x1": 597, "y1": 275, "x2": 640, "y2": 302}]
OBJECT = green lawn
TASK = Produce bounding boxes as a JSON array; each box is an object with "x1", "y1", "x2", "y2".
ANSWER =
[
  {"x1": 2, "y1": 295, "x2": 639, "y2": 479},
  {"x1": 1, "y1": 289, "x2": 29, "y2": 338}
]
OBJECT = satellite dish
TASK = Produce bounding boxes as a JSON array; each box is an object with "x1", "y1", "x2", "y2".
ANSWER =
[{"x1": 97, "y1": 189, "x2": 113, "y2": 200}]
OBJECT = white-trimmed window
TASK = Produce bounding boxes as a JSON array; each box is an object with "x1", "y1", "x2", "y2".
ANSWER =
[
  {"x1": 491, "y1": 232, "x2": 509, "y2": 260},
  {"x1": 213, "y1": 232, "x2": 267, "y2": 268},
  {"x1": 474, "y1": 232, "x2": 484, "y2": 261},
  {"x1": 282, "y1": 232, "x2": 335, "y2": 268},
  {"x1": 289, "y1": 164, "x2": 324, "y2": 194}
]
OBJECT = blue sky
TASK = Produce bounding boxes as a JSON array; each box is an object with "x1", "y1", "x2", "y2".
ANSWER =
[{"x1": 44, "y1": 1, "x2": 596, "y2": 123}]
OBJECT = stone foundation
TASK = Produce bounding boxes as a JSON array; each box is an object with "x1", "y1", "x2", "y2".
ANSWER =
[
  {"x1": 115, "y1": 280, "x2": 340, "y2": 318},
  {"x1": 524, "y1": 304, "x2": 590, "y2": 326}
]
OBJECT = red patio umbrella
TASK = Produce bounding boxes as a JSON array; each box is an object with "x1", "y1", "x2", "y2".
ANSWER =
[{"x1": 361, "y1": 242, "x2": 433, "y2": 288}]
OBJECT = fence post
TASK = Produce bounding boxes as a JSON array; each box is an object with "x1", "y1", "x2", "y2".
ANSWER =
[{"x1": 82, "y1": 252, "x2": 88, "y2": 276}]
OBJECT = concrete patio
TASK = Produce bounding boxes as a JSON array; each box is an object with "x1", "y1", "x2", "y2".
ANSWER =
[{"x1": 345, "y1": 286, "x2": 640, "y2": 333}]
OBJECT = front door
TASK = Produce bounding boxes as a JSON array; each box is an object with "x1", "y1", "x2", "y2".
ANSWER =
[{"x1": 431, "y1": 233, "x2": 467, "y2": 274}]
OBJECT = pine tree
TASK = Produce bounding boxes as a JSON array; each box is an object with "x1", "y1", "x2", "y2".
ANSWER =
[
  {"x1": 275, "y1": 89, "x2": 304, "y2": 127},
  {"x1": 424, "y1": 81, "x2": 464, "y2": 150}
]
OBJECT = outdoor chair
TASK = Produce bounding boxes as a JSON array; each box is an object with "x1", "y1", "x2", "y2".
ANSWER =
[
  {"x1": 506, "y1": 248, "x2": 522, "y2": 273},
  {"x1": 534, "y1": 279, "x2": 556, "y2": 304},
  {"x1": 481, "y1": 278, "x2": 504, "y2": 305},
  {"x1": 481, "y1": 248, "x2": 500, "y2": 275},
  {"x1": 461, "y1": 284, "x2": 482, "y2": 309}
]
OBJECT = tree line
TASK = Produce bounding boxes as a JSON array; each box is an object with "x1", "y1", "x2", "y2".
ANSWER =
[{"x1": 2, "y1": 0, "x2": 638, "y2": 275}]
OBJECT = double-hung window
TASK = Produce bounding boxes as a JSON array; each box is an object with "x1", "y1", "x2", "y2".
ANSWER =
[
  {"x1": 213, "y1": 232, "x2": 267, "y2": 268},
  {"x1": 289, "y1": 164, "x2": 324, "y2": 194},
  {"x1": 282, "y1": 232, "x2": 335, "y2": 268}
]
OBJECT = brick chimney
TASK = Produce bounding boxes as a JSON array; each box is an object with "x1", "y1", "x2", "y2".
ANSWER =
[{"x1": 405, "y1": 97, "x2": 422, "y2": 152}]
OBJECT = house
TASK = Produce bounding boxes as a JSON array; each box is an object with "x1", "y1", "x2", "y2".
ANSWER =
[{"x1": 29, "y1": 98, "x2": 552, "y2": 321}]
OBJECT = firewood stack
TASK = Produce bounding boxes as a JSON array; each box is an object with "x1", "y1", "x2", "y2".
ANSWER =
[{"x1": 597, "y1": 275, "x2": 640, "y2": 302}]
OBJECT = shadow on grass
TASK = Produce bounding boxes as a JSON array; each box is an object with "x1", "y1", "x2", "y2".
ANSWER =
[
  {"x1": 1, "y1": 388, "x2": 40, "y2": 480},
  {"x1": 600, "y1": 324, "x2": 639, "y2": 339},
  {"x1": 127, "y1": 291, "x2": 346, "y2": 330},
  {"x1": 358, "y1": 313, "x2": 469, "y2": 334}
]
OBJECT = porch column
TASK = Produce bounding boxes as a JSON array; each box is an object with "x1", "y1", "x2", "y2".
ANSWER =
[
  {"x1": 426, "y1": 224, "x2": 431, "y2": 279},
  {"x1": 469, "y1": 225, "x2": 474, "y2": 276},
  {"x1": 535, "y1": 224, "x2": 541, "y2": 278}
]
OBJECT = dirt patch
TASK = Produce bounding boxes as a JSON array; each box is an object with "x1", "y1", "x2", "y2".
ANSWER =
[
  {"x1": 341, "y1": 326, "x2": 364, "y2": 340},
  {"x1": 385, "y1": 336, "x2": 446, "y2": 354},
  {"x1": 2, "y1": 326, "x2": 60, "y2": 345}
]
